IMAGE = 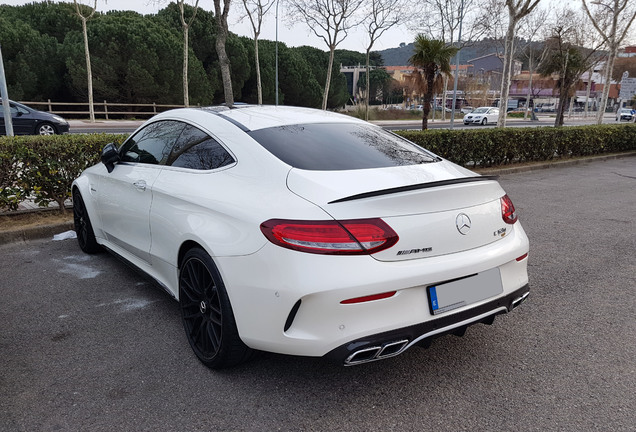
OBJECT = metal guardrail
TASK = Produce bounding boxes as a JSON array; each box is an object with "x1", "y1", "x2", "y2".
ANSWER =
[{"x1": 18, "y1": 100, "x2": 195, "y2": 119}]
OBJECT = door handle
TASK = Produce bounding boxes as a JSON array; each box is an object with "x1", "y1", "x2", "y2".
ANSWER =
[{"x1": 133, "y1": 180, "x2": 147, "y2": 191}]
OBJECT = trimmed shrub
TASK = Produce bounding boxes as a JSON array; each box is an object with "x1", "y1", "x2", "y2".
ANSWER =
[
  {"x1": 0, "y1": 134, "x2": 127, "y2": 212},
  {"x1": 396, "y1": 124, "x2": 636, "y2": 168},
  {"x1": 1, "y1": 124, "x2": 635, "y2": 212}
]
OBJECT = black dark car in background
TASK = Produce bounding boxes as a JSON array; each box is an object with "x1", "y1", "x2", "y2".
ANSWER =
[{"x1": 0, "y1": 99, "x2": 69, "y2": 135}]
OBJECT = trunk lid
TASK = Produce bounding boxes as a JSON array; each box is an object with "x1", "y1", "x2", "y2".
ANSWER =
[{"x1": 286, "y1": 162, "x2": 511, "y2": 262}]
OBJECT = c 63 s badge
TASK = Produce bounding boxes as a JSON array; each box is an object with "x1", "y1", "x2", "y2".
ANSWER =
[{"x1": 494, "y1": 227, "x2": 507, "y2": 237}]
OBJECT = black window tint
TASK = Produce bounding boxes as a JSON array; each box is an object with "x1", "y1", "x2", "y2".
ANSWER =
[
  {"x1": 248, "y1": 123, "x2": 436, "y2": 170},
  {"x1": 168, "y1": 124, "x2": 235, "y2": 170},
  {"x1": 119, "y1": 120, "x2": 185, "y2": 165}
]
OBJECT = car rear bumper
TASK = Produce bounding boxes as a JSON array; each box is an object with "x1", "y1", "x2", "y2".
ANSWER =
[
  {"x1": 324, "y1": 284, "x2": 529, "y2": 365},
  {"x1": 215, "y1": 223, "x2": 530, "y2": 358}
]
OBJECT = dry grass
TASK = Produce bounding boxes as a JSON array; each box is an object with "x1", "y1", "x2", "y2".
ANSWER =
[{"x1": 0, "y1": 211, "x2": 73, "y2": 231}]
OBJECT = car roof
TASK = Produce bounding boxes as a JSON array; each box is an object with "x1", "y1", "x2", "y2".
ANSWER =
[{"x1": 155, "y1": 105, "x2": 368, "y2": 132}]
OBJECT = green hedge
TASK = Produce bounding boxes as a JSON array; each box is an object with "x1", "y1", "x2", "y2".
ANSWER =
[
  {"x1": 395, "y1": 124, "x2": 636, "y2": 168},
  {"x1": 1, "y1": 125, "x2": 635, "y2": 212},
  {"x1": 0, "y1": 134, "x2": 127, "y2": 211}
]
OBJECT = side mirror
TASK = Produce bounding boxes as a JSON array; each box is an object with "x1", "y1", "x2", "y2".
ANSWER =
[{"x1": 101, "y1": 142, "x2": 120, "y2": 173}]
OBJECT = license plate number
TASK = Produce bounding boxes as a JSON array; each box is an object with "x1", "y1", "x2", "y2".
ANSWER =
[{"x1": 427, "y1": 268, "x2": 503, "y2": 315}]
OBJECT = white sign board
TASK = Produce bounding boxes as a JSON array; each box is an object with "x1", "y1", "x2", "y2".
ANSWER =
[{"x1": 619, "y1": 77, "x2": 636, "y2": 100}]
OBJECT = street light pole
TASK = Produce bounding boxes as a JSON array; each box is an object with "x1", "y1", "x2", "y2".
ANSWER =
[
  {"x1": 450, "y1": 0, "x2": 465, "y2": 129},
  {"x1": 275, "y1": 0, "x2": 280, "y2": 106},
  {"x1": 0, "y1": 44, "x2": 14, "y2": 137}
]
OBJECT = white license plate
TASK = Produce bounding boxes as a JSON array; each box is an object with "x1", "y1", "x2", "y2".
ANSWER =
[{"x1": 427, "y1": 268, "x2": 503, "y2": 315}]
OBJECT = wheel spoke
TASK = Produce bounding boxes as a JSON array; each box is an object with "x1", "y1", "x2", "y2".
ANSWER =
[
  {"x1": 207, "y1": 321, "x2": 220, "y2": 353},
  {"x1": 180, "y1": 277, "x2": 200, "y2": 304}
]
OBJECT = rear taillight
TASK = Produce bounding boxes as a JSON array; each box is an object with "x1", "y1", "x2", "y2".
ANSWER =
[
  {"x1": 260, "y1": 218, "x2": 399, "y2": 255},
  {"x1": 501, "y1": 194, "x2": 518, "y2": 224}
]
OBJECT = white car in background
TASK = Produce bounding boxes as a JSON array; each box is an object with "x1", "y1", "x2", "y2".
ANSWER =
[
  {"x1": 72, "y1": 105, "x2": 530, "y2": 369},
  {"x1": 463, "y1": 106, "x2": 499, "y2": 125}
]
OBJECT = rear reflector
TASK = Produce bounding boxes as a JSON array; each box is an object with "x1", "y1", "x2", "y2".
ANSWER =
[
  {"x1": 260, "y1": 218, "x2": 398, "y2": 255},
  {"x1": 501, "y1": 194, "x2": 518, "y2": 224},
  {"x1": 516, "y1": 253, "x2": 528, "y2": 262},
  {"x1": 341, "y1": 291, "x2": 397, "y2": 304}
]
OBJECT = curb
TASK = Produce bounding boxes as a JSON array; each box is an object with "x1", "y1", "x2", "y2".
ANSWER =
[
  {"x1": 1, "y1": 151, "x2": 634, "y2": 246},
  {"x1": 475, "y1": 151, "x2": 636, "y2": 176},
  {"x1": 0, "y1": 221, "x2": 75, "y2": 246}
]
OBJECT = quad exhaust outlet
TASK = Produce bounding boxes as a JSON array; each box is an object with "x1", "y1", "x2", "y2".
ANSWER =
[{"x1": 344, "y1": 339, "x2": 409, "y2": 366}]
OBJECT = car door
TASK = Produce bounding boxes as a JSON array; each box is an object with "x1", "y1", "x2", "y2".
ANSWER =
[
  {"x1": 1, "y1": 103, "x2": 30, "y2": 135},
  {"x1": 97, "y1": 120, "x2": 186, "y2": 264},
  {"x1": 10, "y1": 103, "x2": 35, "y2": 135}
]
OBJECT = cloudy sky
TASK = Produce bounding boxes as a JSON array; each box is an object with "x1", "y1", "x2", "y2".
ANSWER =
[
  {"x1": 1, "y1": 0, "x2": 415, "y2": 51},
  {"x1": 2, "y1": 0, "x2": 630, "y2": 52}
]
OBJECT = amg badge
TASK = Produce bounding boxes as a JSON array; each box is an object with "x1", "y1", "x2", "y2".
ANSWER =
[{"x1": 397, "y1": 247, "x2": 433, "y2": 256}]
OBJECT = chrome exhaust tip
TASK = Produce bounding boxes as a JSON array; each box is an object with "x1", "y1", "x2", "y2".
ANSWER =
[
  {"x1": 344, "y1": 339, "x2": 409, "y2": 366},
  {"x1": 512, "y1": 291, "x2": 530, "y2": 310}
]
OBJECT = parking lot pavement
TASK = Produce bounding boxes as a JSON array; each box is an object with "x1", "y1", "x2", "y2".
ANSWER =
[{"x1": 1, "y1": 157, "x2": 635, "y2": 431}]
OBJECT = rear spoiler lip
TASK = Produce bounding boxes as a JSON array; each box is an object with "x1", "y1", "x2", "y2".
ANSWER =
[{"x1": 328, "y1": 175, "x2": 500, "y2": 204}]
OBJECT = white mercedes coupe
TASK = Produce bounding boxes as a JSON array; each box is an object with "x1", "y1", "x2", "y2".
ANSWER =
[{"x1": 72, "y1": 105, "x2": 529, "y2": 369}]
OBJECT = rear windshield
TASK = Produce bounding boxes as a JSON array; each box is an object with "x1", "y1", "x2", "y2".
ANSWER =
[{"x1": 247, "y1": 123, "x2": 437, "y2": 170}]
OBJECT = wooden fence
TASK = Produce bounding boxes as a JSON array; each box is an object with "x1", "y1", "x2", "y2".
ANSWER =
[{"x1": 20, "y1": 100, "x2": 195, "y2": 119}]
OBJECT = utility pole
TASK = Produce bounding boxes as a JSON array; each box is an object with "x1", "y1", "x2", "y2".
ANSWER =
[
  {"x1": 275, "y1": 0, "x2": 279, "y2": 106},
  {"x1": 450, "y1": 0, "x2": 465, "y2": 129},
  {"x1": 0, "y1": 44, "x2": 14, "y2": 137}
]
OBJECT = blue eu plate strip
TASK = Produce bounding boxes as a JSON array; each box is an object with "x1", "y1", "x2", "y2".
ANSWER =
[{"x1": 429, "y1": 286, "x2": 438, "y2": 311}]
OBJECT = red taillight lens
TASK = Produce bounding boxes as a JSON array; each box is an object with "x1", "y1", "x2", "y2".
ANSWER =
[
  {"x1": 341, "y1": 291, "x2": 397, "y2": 304},
  {"x1": 260, "y1": 218, "x2": 399, "y2": 255},
  {"x1": 501, "y1": 194, "x2": 518, "y2": 224}
]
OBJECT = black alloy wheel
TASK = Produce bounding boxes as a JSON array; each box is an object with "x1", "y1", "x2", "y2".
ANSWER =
[
  {"x1": 72, "y1": 189, "x2": 101, "y2": 254},
  {"x1": 179, "y1": 248, "x2": 252, "y2": 369}
]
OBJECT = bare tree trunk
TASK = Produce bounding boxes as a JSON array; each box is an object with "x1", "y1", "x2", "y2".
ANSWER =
[
  {"x1": 183, "y1": 25, "x2": 190, "y2": 107},
  {"x1": 255, "y1": 37, "x2": 262, "y2": 104},
  {"x1": 584, "y1": 66, "x2": 592, "y2": 118},
  {"x1": 214, "y1": 0, "x2": 234, "y2": 107},
  {"x1": 554, "y1": 93, "x2": 568, "y2": 127},
  {"x1": 217, "y1": 35, "x2": 234, "y2": 107},
  {"x1": 365, "y1": 48, "x2": 370, "y2": 121},
  {"x1": 596, "y1": 47, "x2": 616, "y2": 124},
  {"x1": 441, "y1": 76, "x2": 448, "y2": 120},
  {"x1": 322, "y1": 47, "x2": 335, "y2": 110},
  {"x1": 497, "y1": 20, "x2": 516, "y2": 128},
  {"x1": 81, "y1": 17, "x2": 95, "y2": 122},
  {"x1": 524, "y1": 51, "x2": 533, "y2": 120}
]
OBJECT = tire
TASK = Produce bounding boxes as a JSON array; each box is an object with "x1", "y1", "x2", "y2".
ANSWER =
[
  {"x1": 179, "y1": 247, "x2": 252, "y2": 369},
  {"x1": 36, "y1": 122, "x2": 56, "y2": 135},
  {"x1": 481, "y1": 118, "x2": 487, "y2": 125},
  {"x1": 73, "y1": 189, "x2": 101, "y2": 254}
]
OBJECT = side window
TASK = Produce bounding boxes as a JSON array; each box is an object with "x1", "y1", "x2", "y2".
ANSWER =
[
  {"x1": 119, "y1": 120, "x2": 185, "y2": 165},
  {"x1": 168, "y1": 124, "x2": 235, "y2": 170}
]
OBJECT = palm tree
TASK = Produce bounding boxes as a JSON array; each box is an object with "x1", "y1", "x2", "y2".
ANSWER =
[{"x1": 409, "y1": 35, "x2": 458, "y2": 130}]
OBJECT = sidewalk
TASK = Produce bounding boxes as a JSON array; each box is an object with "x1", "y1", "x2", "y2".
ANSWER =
[{"x1": 68, "y1": 119, "x2": 145, "y2": 129}]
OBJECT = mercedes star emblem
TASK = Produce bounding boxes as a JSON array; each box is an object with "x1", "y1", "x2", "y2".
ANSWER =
[{"x1": 456, "y1": 213, "x2": 472, "y2": 235}]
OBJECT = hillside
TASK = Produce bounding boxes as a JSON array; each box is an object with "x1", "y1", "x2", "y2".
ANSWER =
[{"x1": 378, "y1": 39, "x2": 503, "y2": 66}]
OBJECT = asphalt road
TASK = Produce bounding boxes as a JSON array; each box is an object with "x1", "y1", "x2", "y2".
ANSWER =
[{"x1": 1, "y1": 157, "x2": 635, "y2": 431}]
